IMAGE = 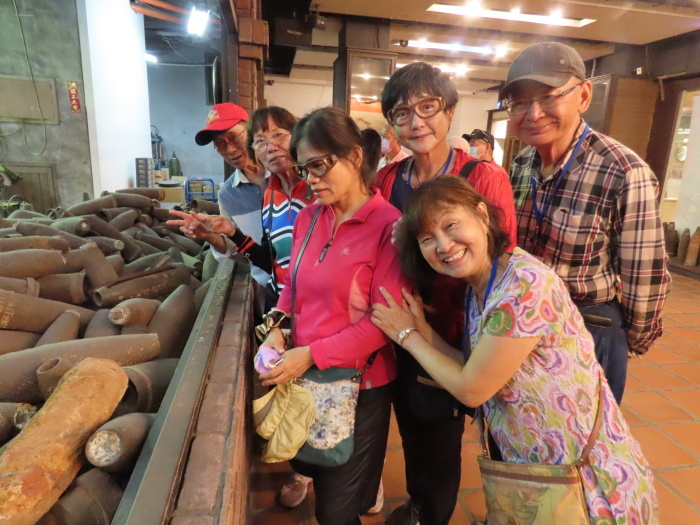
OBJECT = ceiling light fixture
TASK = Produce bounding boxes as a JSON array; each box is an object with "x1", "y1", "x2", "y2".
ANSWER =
[
  {"x1": 187, "y1": 6, "x2": 210, "y2": 36},
  {"x1": 396, "y1": 39, "x2": 495, "y2": 55},
  {"x1": 145, "y1": 53, "x2": 158, "y2": 63},
  {"x1": 427, "y1": 3, "x2": 596, "y2": 27},
  {"x1": 397, "y1": 62, "x2": 471, "y2": 75}
]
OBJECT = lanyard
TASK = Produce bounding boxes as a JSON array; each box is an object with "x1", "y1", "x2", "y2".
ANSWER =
[
  {"x1": 407, "y1": 147, "x2": 454, "y2": 188},
  {"x1": 461, "y1": 257, "x2": 499, "y2": 359},
  {"x1": 530, "y1": 125, "x2": 590, "y2": 228}
]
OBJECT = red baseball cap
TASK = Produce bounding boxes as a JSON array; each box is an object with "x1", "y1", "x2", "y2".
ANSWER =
[{"x1": 195, "y1": 103, "x2": 249, "y2": 145}]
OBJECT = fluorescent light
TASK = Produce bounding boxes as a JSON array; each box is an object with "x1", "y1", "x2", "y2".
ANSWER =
[
  {"x1": 396, "y1": 39, "x2": 495, "y2": 55},
  {"x1": 494, "y1": 45, "x2": 509, "y2": 58},
  {"x1": 427, "y1": 3, "x2": 596, "y2": 27},
  {"x1": 187, "y1": 6, "x2": 210, "y2": 36},
  {"x1": 397, "y1": 62, "x2": 471, "y2": 75},
  {"x1": 145, "y1": 53, "x2": 158, "y2": 63}
]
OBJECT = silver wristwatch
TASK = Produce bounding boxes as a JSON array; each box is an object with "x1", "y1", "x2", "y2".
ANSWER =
[{"x1": 397, "y1": 327, "x2": 418, "y2": 347}]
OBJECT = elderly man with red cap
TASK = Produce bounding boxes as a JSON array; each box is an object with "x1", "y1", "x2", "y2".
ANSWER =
[{"x1": 503, "y1": 42, "x2": 670, "y2": 404}]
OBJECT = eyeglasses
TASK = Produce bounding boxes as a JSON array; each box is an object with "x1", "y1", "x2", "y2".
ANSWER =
[
  {"x1": 293, "y1": 155, "x2": 337, "y2": 180},
  {"x1": 504, "y1": 83, "x2": 584, "y2": 116},
  {"x1": 387, "y1": 97, "x2": 446, "y2": 126},
  {"x1": 251, "y1": 131, "x2": 291, "y2": 152},
  {"x1": 213, "y1": 129, "x2": 246, "y2": 151}
]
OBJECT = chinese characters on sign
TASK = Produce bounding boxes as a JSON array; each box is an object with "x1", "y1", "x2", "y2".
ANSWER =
[{"x1": 67, "y1": 81, "x2": 81, "y2": 113}]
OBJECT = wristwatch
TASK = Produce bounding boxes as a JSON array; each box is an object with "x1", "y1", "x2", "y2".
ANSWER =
[{"x1": 397, "y1": 327, "x2": 418, "y2": 348}]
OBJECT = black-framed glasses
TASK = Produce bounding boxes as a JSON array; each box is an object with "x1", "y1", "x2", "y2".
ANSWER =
[
  {"x1": 504, "y1": 82, "x2": 584, "y2": 116},
  {"x1": 251, "y1": 131, "x2": 291, "y2": 152},
  {"x1": 387, "y1": 96, "x2": 446, "y2": 126},
  {"x1": 293, "y1": 155, "x2": 338, "y2": 180},
  {"x1": 213, "y1": 129, "x2": 246, "y2": 151}
]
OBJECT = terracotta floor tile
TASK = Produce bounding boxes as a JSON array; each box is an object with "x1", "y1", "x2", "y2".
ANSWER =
[
  {"x1": 460, "y1": 442, "x2": 485, "y2": 489},
  {"x1": 642, "y1": 345, "x2": 690, "y2": 364},
  {"x1": 660, "y1": 466, "x2": 700, "y2": 507},
  {"x1": 387, "y1": 411, "x2": 402, "y2": 449},
  {"x1": 655, "y1": 479, "x2": 700, "y2": 525},
  {"x1": 661, "y1": 423, "x2": 700, "y2": 457},
  {"x1": 665, "y1": 363, "x2": 700, "y2": 385},
  {"x1": 666, "y1": 313, "x2": 700, "y2": 327},
  {"x1": 624, "y1": 375, "x2": 648, "y2": 393},
  {"x1": 652, "y1": 331, "x2": 684, "y2": 345},
  {"x1": 620, "y1": 404, "x2": 647, "y2": 426},
  {"x1": 666, "y1": 327, "x2": 700, "y2": 342},
  {"x1": 463, "y1": 419, "x2": 479, "y2": 443},
  {"x1": 661, "y1": 304, "x2": 684, "y2": 314},
  {"x1": 629, "y1": 365, "x2": 691, "y2": 389},
  {"x1": 382, "y1": 447, "x2": 407, "y2": 498},
  {"x1": 658, "y1": 341, "x2": 700, "y2": 361},
  {"x1": 462, "y1": 490, "x2": 486, "y2": 522},
  {"x1": 449, "y1": 504, "x2": 472, "y2": 525},
  {"x1": 623, "y1": 392, "x2": 693, "y2": 423},
  {"x1": 630, "y1": 426, "x2": 697, "y2": 468},
  {"x1": 664, "y1": 389, "x2": 700, "y2": 418},
  {"x1": 660, "y1": 316, "x2": 686, "y2": 328}
]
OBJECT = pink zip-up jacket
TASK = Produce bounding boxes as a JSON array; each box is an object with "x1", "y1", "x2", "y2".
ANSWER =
[{"x1": 276, "y1": 191, "x2": 407, "y2": 389}]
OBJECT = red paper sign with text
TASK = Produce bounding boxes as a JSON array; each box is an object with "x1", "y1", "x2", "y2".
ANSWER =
[{"x1": 67, "y1": 81, "x2": 81, "y2": 113}]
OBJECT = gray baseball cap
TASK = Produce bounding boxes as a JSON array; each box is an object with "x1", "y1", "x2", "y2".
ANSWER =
[{"x1": 499, "y1": 42, "x2": 586, "y2": 100}]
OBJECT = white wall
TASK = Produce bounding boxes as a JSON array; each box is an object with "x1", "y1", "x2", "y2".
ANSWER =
[
  {"x1": 264, "y1": 77, "x2": 333, "y2": 119},
  {"x1": 77, "y1": 0, "x2": 152, "y2": 194},
  {"x1": 450, "y1": 92, "x2": 499, "y2": 139}
]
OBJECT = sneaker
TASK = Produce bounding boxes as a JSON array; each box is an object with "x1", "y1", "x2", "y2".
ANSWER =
[
  {"x1": 386, "y1": 498, "x2": 420, "y2": 525},
  {"x1": 365, "y1": 479, "x2": 385, "y2": 515},
  {"x1": 278, "y1": 473, "x2": 312, "y2": 508}
]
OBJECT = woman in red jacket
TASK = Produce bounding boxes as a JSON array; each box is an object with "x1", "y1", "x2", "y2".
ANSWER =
[{"x1": 259, "y1": 107, "x2": 406, "y2": 525}]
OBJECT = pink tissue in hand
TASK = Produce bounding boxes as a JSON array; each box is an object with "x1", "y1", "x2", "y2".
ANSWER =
[{"x1": 254, "y1": 345, "x2": 282, "y2": 374}]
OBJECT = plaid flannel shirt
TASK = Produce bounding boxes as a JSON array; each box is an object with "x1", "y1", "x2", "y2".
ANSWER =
[{"x1": 510, "y1": 120, "x2": 670, "y2": 354}]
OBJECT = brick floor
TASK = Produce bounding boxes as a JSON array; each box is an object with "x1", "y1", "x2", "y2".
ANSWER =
[{"x1": 249, "y1": 273, "x2": 700, "y2": 524}]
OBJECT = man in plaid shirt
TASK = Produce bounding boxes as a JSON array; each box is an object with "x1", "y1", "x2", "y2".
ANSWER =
[{"x1": 501, "y1": 42, "x2": 670, "y2": 403}]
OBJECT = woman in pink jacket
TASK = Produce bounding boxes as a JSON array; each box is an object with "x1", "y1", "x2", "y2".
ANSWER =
[{"x1": 259, "y1": 107, "x2": 406, "y2": 525}]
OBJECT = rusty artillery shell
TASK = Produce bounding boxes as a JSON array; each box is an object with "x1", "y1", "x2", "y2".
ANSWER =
[
  {"x1": 150, "y1": 207, "x2": 173, "y2": 222},
  {"x1": 88, "y1": 236, "x2": 125, "y2": 255},
  {"x1": 85, "y1": 413, "x2": 155, "y2": 473},
  {"x1": 109, "y1": 192, "x2": 153, "y2": 212},
  {"x1": 0, "y1": 403, "x2": 37, "y2": 445},
  {"x1": 64, "y1": 242, "x2": 119, "y2": 290},
  {"x1": 35, "y1": 310, "x2": 82, "y2": 347},
  {"x1": 0, "y1": 229, "x2": 17, "y2": 238},
  {"x1": 37, "y1": 271, "x2": 87, "y2": 304},
  {"x1": 116, "y1": 187, "x2": 165, "y2": 200},
  {"x1": 164, "y1": 230, "x2": 202, "y2": 257},
  {"x1": 36, "y1": 356, "x2": 83, "y2": 400},
  {"x1": 132, "y1": 239, "x2": 161, "y2": 256},
  {"x1": 97, "y1": 206, "x2": 136, "y2": 222},
  {"x1": 65, "y1": 195, "x2": 118, "y2": 216},
  {"x1": 121, "y1": 252, "x2": 172, "y2": 276},
  {"x1": 0, "y1": 358, "x2": 127, "y2": 525},
  {"x1": 194, "y1": 278, "x2": 212, "y2": 311},
  {"x1": 190, "y1": 199, "x2": 220, "y2": 215},
  {"x1": 7, "y1": 209, "x2": 46, "y2": 219},
  {"x1": 116, "y1": 359, "x2": 178, "y2": 415},
  {"x1": 202, "y1": 248, "x2": 219, "y2": 281},
  {"x1": 134, "y1": 230, "x2": 179, "y2": 252},
  {"x1": 108, "y1": 298, "x2": 161, "y2": 326},
  {"x1": 0, "y1": 334, "x2": 159, "y2": 403},
  {"x1": 0, "y1": 276, "x2": 40, "y2": 296},
  {"x1": 108, "y1": 209, "x2": 140, "y2": 231},
  {"x1": 50, "y1": 217, "x2": 91, "y2": 237},
  {"x1": 83, "y1": 309, "x2": 120, "y2": 338},
  {"x1": 0, "y1": 289, "x2": 95, "y2": 333},
  {"x1": 37, "y1": 468, "x2": 124, "y2": 525},
  {"x1": 167, "y1": 246, "x2": 184, "y2": 262},
  {"x1": 0, "y1": 235, "x2": 70, "y2": 252},
  {"x1": 120, "y1": 324, "x2": 150, "y2": 335},
  {"x1": 136, "y1": 213, "x2": 153, "y2": 226},
  {"x1": 84, "y1": 215, "x2": 142, "y2": 262},
  {"x1": 105, "y1": 253, "x2": 124, "y2": 275},
  {"x1": 151, "y1": 222, "x2": 184, "y2": 236},
  {"x1": 0, "y1": 249, "x2": 66, "y2": 279},
  {"x1": 134, "y1": 222, "x2": 160, "y2": 238},
  {"x1": 149, "y1": 283, "x2": 196, "y2": 358},
  {"x1": 1, "y1": 330, "x2": 41, "y2": 355},
  {"x1": 92, "y1": 263, "x2": 191, "y2": 307},
  {"x1": 14, "y1": 222, "x2": 89, "y2": 249}
]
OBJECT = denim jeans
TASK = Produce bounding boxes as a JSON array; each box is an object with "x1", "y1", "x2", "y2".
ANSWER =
[{"x1": 577, "y1": 299, "x2": 628, "y2": 404}]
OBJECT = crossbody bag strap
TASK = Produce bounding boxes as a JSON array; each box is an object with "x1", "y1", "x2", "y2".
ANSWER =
[
  {"x1": 290, "y1": 207, "x2": 323, "y2": 341},
  {"x1": 575, "y1": 381, "x2": 604, "y2": 466},
  {"x1": 266, "y1": 190, "x2": 280, "y2": 294}
]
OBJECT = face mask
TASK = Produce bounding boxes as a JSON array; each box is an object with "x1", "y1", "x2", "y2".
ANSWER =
[
  {"x1": 469, "y1": 146, "x2": 483, "y2": 158},
  {"x1": 380, "y1": 138, "x2": 391, "y2": 154}
]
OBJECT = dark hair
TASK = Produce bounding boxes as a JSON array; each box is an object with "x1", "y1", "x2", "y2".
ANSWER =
[
  {"x1": 360, "y1": 128, "x2": 382, "y2": 171},
  {"x1": 247, "y1": 106, "x2": 297, "y2": 146},
  {"x1": 397, "y1": 176, "x2": 510, "y2": 293},
  {"x1": 381, "y1": 62, "x2": 459, "y2": 117},
  {"x1": 290, "y1": 107, "x2": 375, "y2": 190}
]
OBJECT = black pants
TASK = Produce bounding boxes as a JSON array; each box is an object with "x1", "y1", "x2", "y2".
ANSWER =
[
  {"x1": 291, "y1": 383, "x2": 392, "y2": 525},
  {"x1": 392, "y1": 365, "x2": 465, "y2": 525}
]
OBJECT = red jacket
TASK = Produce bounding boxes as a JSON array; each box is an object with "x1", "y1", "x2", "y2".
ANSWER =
[{"x1": 277, "y1": 191, "x2": 407, "y2": 389}]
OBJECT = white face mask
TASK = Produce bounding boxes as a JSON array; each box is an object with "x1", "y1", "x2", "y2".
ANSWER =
[
  {"x1": 380, "y1": 138, "x2": 391, "y2": 154},
  {"x1": 469, "y1": 146, "x2": 483, "y2": 158}
]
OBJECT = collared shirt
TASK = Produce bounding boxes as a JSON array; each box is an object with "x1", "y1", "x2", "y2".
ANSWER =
[
  {"x1": 377, "y1": 147, "x2": 410, "y2": 171},
  {"x1": 510, "y1": 120, "x2": 670, "y2": 354}
]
